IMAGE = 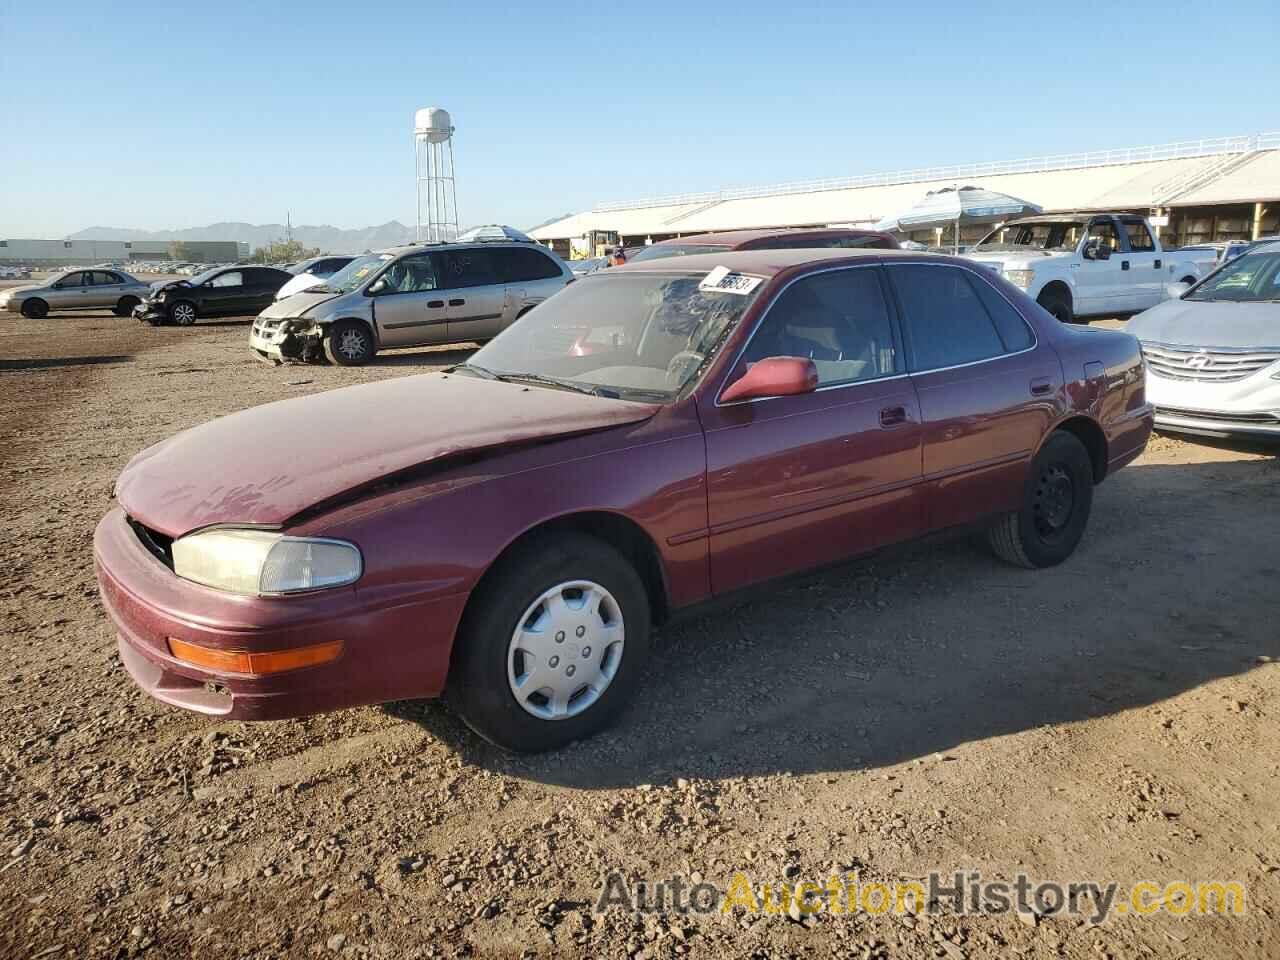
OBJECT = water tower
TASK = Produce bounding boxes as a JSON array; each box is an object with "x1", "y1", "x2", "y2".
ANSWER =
[{"x1": 414, "y1": 107, "x2": 459, "y2": 243}]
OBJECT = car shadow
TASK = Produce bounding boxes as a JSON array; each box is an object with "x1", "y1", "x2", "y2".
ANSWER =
[
  {"x1": 390, "y1": 454, "x2": 1279, "y2": 787},
  {"x1": 0, "y1": 355, "x2": 132, "y2": 371}
]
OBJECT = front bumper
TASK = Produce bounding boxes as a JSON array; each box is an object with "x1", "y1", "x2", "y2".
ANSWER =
[
  {"x1": 133, "y1": 302, "x2": 165, "y2": 323},
  {"x1": 1153, "y1": 407, "x2": 1280, "y2": 438},
  {"x1": 94, "y1": 507, "x2": 467, "y2": 720},
  {"x1": 1146, "y1": 369, "x2": 1280, "y2": 439},
  {"x1": 250, "y1": 318, "x2": 318, "y2": 363}
]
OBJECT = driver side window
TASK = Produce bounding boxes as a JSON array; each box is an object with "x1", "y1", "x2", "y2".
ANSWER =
[
  {"x1": 210, "y1": 271, "x2": 242, "y2": 288},
  {"x1": 740, "y1": 268, "x2": 899, "y2": 387},
  {"x1": 376, "y1": 255, "x2": 439, "y2": 294},
  {"x1": 1086, "y1": 220, "x2": 1120, "y2": 252}
]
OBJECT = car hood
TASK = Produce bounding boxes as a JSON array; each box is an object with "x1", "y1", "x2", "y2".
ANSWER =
[
  {"x1": 963, "y1": 250, "x2": 1072, "y2": 271},
  {"x1": 258, "y1": 289, "x2": 343, "y2": 318},
  {"x1": 115, "y1": 373, "x2": 661, "y2": 537},
  {"x1": 1, "y1": 284, "x2": 44, "y2": 298},
  {"x1": 1127, "y1": 298, "x2": 1280, "y2": 349}
]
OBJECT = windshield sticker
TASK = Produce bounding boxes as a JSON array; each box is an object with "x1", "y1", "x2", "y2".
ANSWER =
[{"x1": 699, "y1": 266, "x2": 763, "y2": 296}]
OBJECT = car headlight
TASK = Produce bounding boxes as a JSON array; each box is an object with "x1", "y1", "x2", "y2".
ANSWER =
[
  {"x1": 1004, "y1": 269, "x2": 1035, "y2": 289},
  {"x1": 279, "y1": 319, "x2": 311, "y2": 334},
  {"x1": 171, "y1": 529, "x2": 362, "y2": 595}
]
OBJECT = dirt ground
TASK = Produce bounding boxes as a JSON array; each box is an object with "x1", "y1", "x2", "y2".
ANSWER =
[{"x1": 1, "y1": 300, "x2": 1277, "y2": 960}]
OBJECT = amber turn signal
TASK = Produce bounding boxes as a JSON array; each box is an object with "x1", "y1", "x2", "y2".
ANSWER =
[{"x1": 166, "y1": 637, "x2": 343, "y2": 675}]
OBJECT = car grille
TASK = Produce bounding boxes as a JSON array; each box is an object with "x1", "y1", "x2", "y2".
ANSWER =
[
  {"x1": 1158, "y1": 406, "x2": 1280, "y2": 425},
  {"x1": 127, "y1": 516, "x2": 174, "y2": 569},
  {"x1": 1141, "y1": 342, "x2": 1280, "y2": 382},
  {"x1": 252, "y1": 318, "x2": 281, "y2": 337}
]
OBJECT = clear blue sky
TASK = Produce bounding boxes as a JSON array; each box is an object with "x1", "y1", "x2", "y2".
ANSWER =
[{"x1": 2, "y1": 0, "x2": 1276, "y2": 236}]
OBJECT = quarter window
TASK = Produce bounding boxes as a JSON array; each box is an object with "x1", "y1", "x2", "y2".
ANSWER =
[
  {"x1": 1122, "y1": 219, "x2": 1155, "y2": 252},
  {"x1": 740, "y1": 268, "x2": 899, "y2": 386},
  {"x1": 493, "y1": 247, "x2": 563, "y2": 282},
  {"x1": 888, "y1": 265, "x2": 1008, "y2": 371}
]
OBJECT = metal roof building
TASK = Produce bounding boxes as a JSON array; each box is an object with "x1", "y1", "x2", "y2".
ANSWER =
[{"x1": 532, "y1": 133, "x2": 1280, "y2": 253}]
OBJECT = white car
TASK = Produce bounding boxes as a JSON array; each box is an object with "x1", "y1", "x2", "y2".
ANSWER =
[
  {"x1": 964, "y1": 213, "x2": 1209, "y2": 322},
  {"x1": 1127, "y1": 242, "x2": 1280, "y2": 438},
  {"x1": 274, "y1": 255, "x2": 357, "y2": 301}
]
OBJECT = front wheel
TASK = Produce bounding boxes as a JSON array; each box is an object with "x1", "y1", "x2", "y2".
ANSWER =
[
  {"x1": 20, "y1": 298, "x2": 48, "y2": 319},
  {"x1": 324, "y1": 320, "x2": 376, "y2": 365},
  {"x1": 168, "y1": 300, "x2": 198, "y2": 326},
  {"x1": 447, "y1": 533, "x2": 652, "y2": 752},
  {"x1": 987, "y1": 431, "x2": 1094, "y2": 569}
]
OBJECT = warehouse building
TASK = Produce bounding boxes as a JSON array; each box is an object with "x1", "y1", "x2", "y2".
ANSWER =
[
  {"x1": 531, "y1": 132, "x2": 1280, "y2": 256},
  {"x1": 0, "y1": 238, "x2": 249, "y2": 266}
]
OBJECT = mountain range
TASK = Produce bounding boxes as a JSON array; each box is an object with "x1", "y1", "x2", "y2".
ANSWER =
[{"x1": 69, "y1": 221, "x2": 417, "y2": 254}]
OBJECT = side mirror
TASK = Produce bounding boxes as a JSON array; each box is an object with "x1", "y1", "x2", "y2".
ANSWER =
[
  {"x1": 1166, "y1": 280, "x2": 1192, "y2": 299},
  {"x1": 721, "y1": 356, "x2": 818, "y2": 404},
  {"x1": 1084, "y1": 240, "x2": 1113, "y2": 261},
  {"x1": 367, "y1": 277, "x2": 387, "y2": 295}
]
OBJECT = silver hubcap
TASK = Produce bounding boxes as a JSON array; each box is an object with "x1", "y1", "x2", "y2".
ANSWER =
[
  {"x1": 338, "y1": 329, "x2": 366, "y2": 358},
  {"x1": 174, "y1": 305, "x2": 194, "y2": 323},
  {"x1": 507, "y1": 580, "x2": 624, "y2": 720}
]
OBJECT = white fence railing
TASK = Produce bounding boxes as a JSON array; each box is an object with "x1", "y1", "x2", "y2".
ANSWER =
[{"x1": 593, "y1": 132, "x2": 1280, "y2": 213}]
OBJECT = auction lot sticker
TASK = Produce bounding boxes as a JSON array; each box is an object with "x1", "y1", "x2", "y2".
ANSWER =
[{"x1": 699, "y1": 266, "x2": 764, "y2": 295}]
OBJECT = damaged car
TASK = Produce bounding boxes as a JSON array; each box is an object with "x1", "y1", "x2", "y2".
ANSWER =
[
  {"x1": 95, "y1": 249, "x2": 1152, "y2": 752},
  {"x1": 135, "y1": 266, "x2": 292, "y2": 325},
  {"x1": 249, "y1": 240, "x2": 573, "y2": 365}
]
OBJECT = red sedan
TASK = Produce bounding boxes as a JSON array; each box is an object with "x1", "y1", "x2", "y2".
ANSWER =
[{"x1": 94, "y1": 249, "x2": 1153, "y2": 752}]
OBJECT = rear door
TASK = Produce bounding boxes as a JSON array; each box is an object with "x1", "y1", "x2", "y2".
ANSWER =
[
  {"x1": 243, "y1": 268, "x2": 288, "y2": 313},
  {"x1": 368, "y1": 252, "x2": 448, "y2": 347},
  {"x1": 436, "y1": 248, "x2": 506, "y2": 343},
  {"x1": 701, "y1": 264, "x2": 924, "y2": 593},
  {"x1": 1119, "y1": 217, "x2": 1162, "y2": 310},
  {"x1": 886, "y1": 262, "x2": 1061, "y2": 530},
  {"x1": 90, "y1": 270, "x2": 127, "y2": 309}
]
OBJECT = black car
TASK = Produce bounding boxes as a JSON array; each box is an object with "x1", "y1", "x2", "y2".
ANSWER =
[{"x1": 134, "y1": 266, "x2": 293, "y2": 326}]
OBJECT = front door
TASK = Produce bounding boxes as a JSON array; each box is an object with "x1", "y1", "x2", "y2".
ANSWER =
[
  {"x1": 701, "y1": 265, "x2": 924, "y2": 594},
  {"x1": 885, "y1": 262, "x2": 1063, "y2": 530},
  {"x1": 1074, "y1": 217, "x2": 1125, "y2": 316},
  {"x1": 203, "y1": 270, "x2": 252, "y2": 316},
  {"x1": 51, "y1": 271, "x2": 92, "y2": 309},
  {"x1": 435, "y1": 248, "x2": 507, "y2": 344},
  {"x1": 369, "y1": 252, "x2": 448, "y2": 347}
]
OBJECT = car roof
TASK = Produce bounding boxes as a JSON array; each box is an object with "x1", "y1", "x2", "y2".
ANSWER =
[
  {"x1": 1000, "y1": 212, "x2": 1140, "y2": 224},
  {"x1": 373, "y1": 240, "x2": 544, "y2": 256},
  {"x1": 611, "y1": 247, "x2": 962, "y2": 278},
  {"x1": 653, "y1": 227, "x2": 886, "y2": 248}
]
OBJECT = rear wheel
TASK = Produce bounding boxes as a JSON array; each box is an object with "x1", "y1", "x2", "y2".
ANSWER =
[
  {"x1": 168, "y1": 300, "x2": 197, "y2": 326},
  {"x1": 324, "y1": 320, "x2": 375, "y2": 365},
  {"x1": 1037, "y1": 288, "x2": 1074, "y2": 324},
  {"x1": 20, "y1": 298, "x2": 48, "y2": 319},
  {"x1": 988, "y1": 431, "x2": 1094, "y2": 569},
  {"x1": 447, "y1": 533, "x2": 651, "y2": 752},
  {"x1": 114, "y1": 296, "x2": 140, "y2": 317}
]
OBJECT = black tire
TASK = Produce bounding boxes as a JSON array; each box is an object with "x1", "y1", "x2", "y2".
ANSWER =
[
  {"x1": 20, "y1": 298, "x2": 48, "y2": 319},
  {"x1": 988, "y1": 431, "x2": 1095, "y2": 569},
  {"x1": 1037, "y1": 288, "x2": 1074, "y2": 324},
  {"x1": 446, "y1": 533, "x2": 652, "y2": 752},
  {"x1": 168, "y1": 300, "x2": 198, "y2": 326},
  {"x1": 114, "y1": 296, "x2": 140, "y2": 317},
  {"x1": 324, "y1": 320, "x2": 376, "y2": 366}
]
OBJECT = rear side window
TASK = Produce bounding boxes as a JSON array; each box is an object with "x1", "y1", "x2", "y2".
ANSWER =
[
  {"x1": 968, "y1": 274, "x2": 1035, "y2": 352},
  {"x1": 888, "y1": 265, "x2": 1007, "y2": 371},
  {"x1": 439, "y1": 249, "x2": 497, "y2": 288},
  {"x1": 493, "y1": 247, "x2": 563, "y2": 282}
]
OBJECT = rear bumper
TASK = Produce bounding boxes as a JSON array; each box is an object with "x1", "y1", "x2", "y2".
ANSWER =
[{"x1": 94, "y1": 507, "x2": 467, "y2": 720}]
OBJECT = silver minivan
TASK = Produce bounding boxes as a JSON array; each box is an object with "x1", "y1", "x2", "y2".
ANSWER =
[{"x1": 249, "y1": 241, "x2": 573, "y2": 365}]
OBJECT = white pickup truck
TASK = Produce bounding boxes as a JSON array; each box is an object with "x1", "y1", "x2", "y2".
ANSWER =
[{"x1": 964, "y1": 213, "x2": 1213, "y2": 322}]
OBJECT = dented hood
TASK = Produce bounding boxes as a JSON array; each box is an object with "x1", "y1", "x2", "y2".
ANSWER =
[{"x1": 116, "y1": 374, "x2": 659, "y2": 536}]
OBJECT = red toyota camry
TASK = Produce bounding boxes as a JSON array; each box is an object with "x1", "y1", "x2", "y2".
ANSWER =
[{"x1": 94, "y1": 249, "x2": 1153, "y2": 752}]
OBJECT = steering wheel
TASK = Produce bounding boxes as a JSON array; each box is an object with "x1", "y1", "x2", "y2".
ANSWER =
[{"x1": 665, "y1": 350, "x2": 705, "y2": 386}]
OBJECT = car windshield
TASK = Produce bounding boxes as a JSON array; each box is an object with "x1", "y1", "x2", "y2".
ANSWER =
[
  {"x1": 1185, "y1": 251, "x2": 1280, "y2": 303},
  {"x1": 461, "y1": 269, "x2": 764, "y2": 401},
  {"x1": 325, "y1": 253, "x2": 395, "y2": 293},
  {"x1": 971, "y1": 221, "x2": 1085, "y2": 253},
  {"x1": 629, "y1": 243, "x2": 733, "y2": 263}
]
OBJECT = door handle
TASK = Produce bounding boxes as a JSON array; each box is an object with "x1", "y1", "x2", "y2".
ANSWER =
[
  {"x1": 1030, "y1": 377, "x2": 1053, "y2": 396},
  {"x1": 879, "y1": 405, "x2": 908, "y2": 428},
  {"x1": 427, "y1": 300, "x2": 444, "y2": 308},
  {"x1": 448, "y1": 298, "x2": 465, "y2": 307},
  {"x1": 1121, "y1": 260, "x2": 1130, "y2": 270},
  {"x1": 1154, "y1": 259, "x2": 1162, "y2": 269}
]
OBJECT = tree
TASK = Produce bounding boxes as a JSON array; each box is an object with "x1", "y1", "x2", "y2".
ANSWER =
[{"x1": 248, "y1": 239, "x2": 321, "y2": 264}]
